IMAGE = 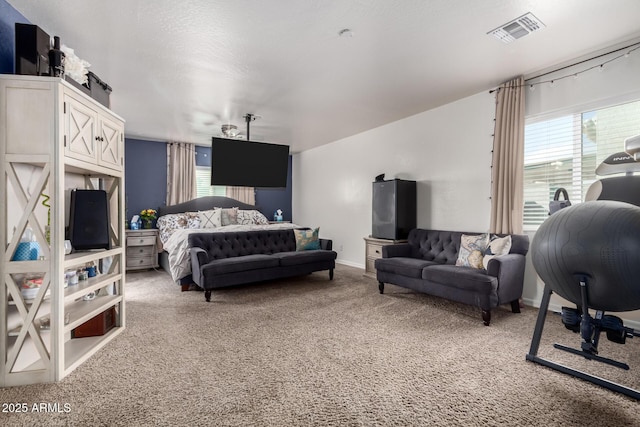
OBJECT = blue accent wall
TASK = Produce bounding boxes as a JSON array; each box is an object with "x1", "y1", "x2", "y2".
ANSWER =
[
  {"x1": 255, "y1": 156, "x2": 293, "y2": 222},
  {"x1": 0, "y1": 0, "x2": 31, "y2": 74},
  {"x1": 124, "y1": 138, "x2": 167, "y2": 224}
]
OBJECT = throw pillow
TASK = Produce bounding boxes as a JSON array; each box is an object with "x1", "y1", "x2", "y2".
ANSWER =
[
  {"x1": 237, "y1": 209, "x2": 270, "y2": 225},
  {"x1": 215, "y1": 207, "x2": 239, "y2": 226},
  {"x1": 482, "y1": 235, "x2": 512, "y2": 269},
  {"x1": 294, "y1": 228, "x2": 320, "y2": 251},
  {"x1": 199, "y1": 209, "x2": 222, "y2": 228},
  {"x1": 455, "y1": 233, "x2": 489, "y2": 269}
]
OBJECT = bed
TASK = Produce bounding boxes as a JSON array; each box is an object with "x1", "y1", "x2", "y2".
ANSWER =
[{"x1": 156, "y1": 196, "x2": 300, "y2": 290}]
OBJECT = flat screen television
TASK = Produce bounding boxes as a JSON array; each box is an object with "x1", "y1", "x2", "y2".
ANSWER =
[{"x1": 211, "y1": 137, "x2": 289, "y2": 188}]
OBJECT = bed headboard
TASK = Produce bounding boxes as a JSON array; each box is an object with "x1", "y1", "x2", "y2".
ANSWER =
[{"x1": 157, "y1": 196, "x2": 259, "y2": 217}]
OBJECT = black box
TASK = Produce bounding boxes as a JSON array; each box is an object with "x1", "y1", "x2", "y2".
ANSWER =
[
  {"x1": 15, "y1": 23, "x2": 51, "y2": 76},
  {"x1": 86, "y1": 71, "x2": 112, "y2": 108}
]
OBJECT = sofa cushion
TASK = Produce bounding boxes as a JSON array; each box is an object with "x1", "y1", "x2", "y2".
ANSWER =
[
  {"x1": 294, "y1": 227, "x2": 321, "y2": 251},
  {"x1": 375, "y1": 257, "x2": 439, "y2": 279},
  {"x1": 275, "y1": 250, "x2": 337, "y2": 266},
  {"x1": 422, "y1": 264, "x2": 497, "y2": 294},
  {"x1": 202, "y1": 254, "x2": 279, "y2": 275},
  {"x1": 455, "y1": 233, "x2": 489, "y2": 269},
  {"x1": 483, "y1": 235, "x2": 512, "y2": 269}
]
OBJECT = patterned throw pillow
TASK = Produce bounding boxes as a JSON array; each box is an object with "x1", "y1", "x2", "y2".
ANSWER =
[
  {"x1": 294, "y1": 228, "x2": 320, "y2": 251},
  {"x1": 215, "y1": 207, "x2": 239, "y2": 226},
  {"x1": 199, "y1": 209, "x2": 222, "y2": 228},
  {"x1": 237, "y1": 209, "x2": 270, "y2": 225},
  {"x1": 482, "y1": 235, "x2": 512, "y2": 269},
  {"x1": 455, "y1": 233, "x2": 489, "y2": 269}
]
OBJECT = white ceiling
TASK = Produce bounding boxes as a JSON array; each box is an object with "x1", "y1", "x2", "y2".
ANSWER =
[{"x1": 8, "y1": 0, "x2": 640, "y2": 152}]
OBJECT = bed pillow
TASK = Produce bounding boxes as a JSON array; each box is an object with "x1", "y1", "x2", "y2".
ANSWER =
[
  {"x1": 482, "y1": 235, "x2": 512, "y2": 269},
  {"x1": 199, "y1": 209, "x2": 222, "y2": 228},
  {"x1": 215, "y1": 207, "x2": 239, "y2": 226},
  {"x1": 156, "y1": 212, "x2": 201, "y2": 243},
  {"x1": 294, "y1": 228, "x2": 320, "y2": 251},
  {"x1": 455, "y1": 233, "x2": 489, "y2": 269},
  {"x1": 237, "y1": 209, "x2": 270, "y2": 225}
]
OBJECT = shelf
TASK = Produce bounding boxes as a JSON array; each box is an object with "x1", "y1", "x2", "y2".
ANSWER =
[
  {"x1": 64, "y1": 326, "x2": 124, "y2": 374},
  {"x1": 64, "y1": 247, "x2": 123, "y2": 268},
  {"x1": 64, "y1": 272, "x2": 122, "y2": 303},
  {"x1": 64, "y1": 294, "x2": 122, "y2": 333},
  {"x1": 6, "y1": 331, "x2": 51, "y2": 374},
  {"x1": 7, "y1": 301, "x2": 52, "y2": 336},
  {"x1": 1, "y1": 75, "x2": 125, "y2": 387}
]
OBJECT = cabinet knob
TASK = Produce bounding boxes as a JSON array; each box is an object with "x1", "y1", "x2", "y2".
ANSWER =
[
  {"x1": 139, "y1": 239, "x2": 144, "y2": 243},
  {"x1": 139, "y1": 249, "x2": 143, "y2": 253}
]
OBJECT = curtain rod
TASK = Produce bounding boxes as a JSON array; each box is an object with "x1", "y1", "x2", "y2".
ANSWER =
[
  {"x1": 525, "y1": 41, "x2": 640, "y2": 82},
  {"x1": 489, "y1": 41, "x2": 640, "y2": 93}
]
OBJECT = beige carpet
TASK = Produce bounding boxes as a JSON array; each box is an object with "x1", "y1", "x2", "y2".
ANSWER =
[{"x1": 1, "y1": 264, "x2": 639, "y2": 426}]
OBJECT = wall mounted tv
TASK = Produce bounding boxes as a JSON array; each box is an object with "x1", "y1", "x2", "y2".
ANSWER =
[{"x1": 211, "y1": 137, "x2": 290, "y2": 188}]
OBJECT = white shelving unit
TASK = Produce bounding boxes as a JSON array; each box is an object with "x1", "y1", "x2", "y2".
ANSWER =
[{"x1": 0, "y1": 74, "x2": 126, "y2": 386}]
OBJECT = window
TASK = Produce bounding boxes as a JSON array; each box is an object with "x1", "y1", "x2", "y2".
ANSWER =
[
  {"x1": 195, "y1": 166, "x2": 226, "y2": 197},
  {"x1": 523, "y1": 100, "x2": 640, "y2": 230}
]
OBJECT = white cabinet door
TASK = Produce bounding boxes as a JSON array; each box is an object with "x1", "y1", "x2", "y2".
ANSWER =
[
  {"x1": 98, "y1": 114, "x2": 124, "y2": 171},
  {"x1": 64, "y1": 93, "x2": 98, "y2": 163}
]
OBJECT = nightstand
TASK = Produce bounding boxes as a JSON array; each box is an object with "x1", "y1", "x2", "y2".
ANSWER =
[
  {"x1": 363, "y1": 236, "x2": 407, "y2": 279},
  {"x1": 126, "y1": 229, "x2": 159, "y2": 271}
]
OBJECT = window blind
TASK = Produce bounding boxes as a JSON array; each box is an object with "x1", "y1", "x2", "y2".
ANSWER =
[
  {"x1": 195, "y1": 166, "x2": 226, "y2": 197},
  {"x1": 523, "y1": 99, "x2": 640, "y2": 229}
]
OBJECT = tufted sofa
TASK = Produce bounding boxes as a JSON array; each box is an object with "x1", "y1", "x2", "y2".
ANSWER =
[
  {"x1": 375, "y1": 228, "x2": 529, "y2": 325},
  {"x1": 189, "y1": 229, "x2": 337, "y2": 302}
]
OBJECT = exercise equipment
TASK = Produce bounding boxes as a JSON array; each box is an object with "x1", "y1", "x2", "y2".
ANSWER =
[{"x1": 527, "y1": 201, "x2": 640, "y2": 399}]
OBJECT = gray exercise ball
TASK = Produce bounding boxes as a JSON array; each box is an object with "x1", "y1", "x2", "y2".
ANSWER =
[{"x1": 531, "y1": 200, "x2": 640, "y2": 312}]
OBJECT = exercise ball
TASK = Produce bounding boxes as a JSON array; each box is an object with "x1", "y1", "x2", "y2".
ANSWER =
[{"x1": 531, "y1": 200, "x2": 640, "y2": 312}]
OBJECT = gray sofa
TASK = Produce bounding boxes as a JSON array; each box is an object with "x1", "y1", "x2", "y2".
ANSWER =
[
  {"x1": 375, "y1": 228, "x2": 529, "y2": 325},
  {"x1": 189, "y1": 229, "x2": 337, "y2": 302}
]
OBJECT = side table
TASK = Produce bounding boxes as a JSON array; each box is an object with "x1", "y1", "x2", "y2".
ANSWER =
[{"x1": 126, "y1": 229, "x2": 159, "y2": 271}]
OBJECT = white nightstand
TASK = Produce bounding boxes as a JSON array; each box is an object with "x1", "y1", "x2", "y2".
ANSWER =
[{"x1": 126, "y1": 229, "x2": 159, "y2": 271}]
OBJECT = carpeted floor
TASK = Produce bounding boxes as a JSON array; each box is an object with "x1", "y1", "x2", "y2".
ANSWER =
[{"x1": 1, "y1": 264, "x2": 639, "y2": 426}]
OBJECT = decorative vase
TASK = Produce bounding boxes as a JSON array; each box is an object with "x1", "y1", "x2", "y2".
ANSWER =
[{"x1": 143, "y1": 219, "x2": 153, "y2": 229}]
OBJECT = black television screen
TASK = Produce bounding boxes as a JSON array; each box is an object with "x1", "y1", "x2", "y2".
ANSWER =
[{"x1": 211, "y1": 137, "x2": 289, "y2": 188}]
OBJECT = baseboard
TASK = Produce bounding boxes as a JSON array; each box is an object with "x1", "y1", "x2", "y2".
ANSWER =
[
  {"x1": 336, "y1": 259, "x2": 364, "y2": 269},
  {"x1": 522, "y1": 297, "x2": 640, "y2": 330}
]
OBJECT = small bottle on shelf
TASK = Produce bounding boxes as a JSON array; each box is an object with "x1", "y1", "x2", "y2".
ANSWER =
[{"x1": 48, "y1": 36, "x2": 65, "y2": 77}]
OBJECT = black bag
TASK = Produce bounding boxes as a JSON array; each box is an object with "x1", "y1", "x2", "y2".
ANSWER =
[{"x1": 549, "y1": 188, "x2": 571, "y2": 215}]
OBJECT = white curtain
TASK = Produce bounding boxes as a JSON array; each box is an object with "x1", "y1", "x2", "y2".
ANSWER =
[
  {"x1": 166, "y1": 142, "x2": 196, "y2": 205},
  {"x1": 490, "y1": 76, "x2": 525, "y2": 234},
  {"x1": 226, "y1": 186, "x2": 255, "y2": 205}
]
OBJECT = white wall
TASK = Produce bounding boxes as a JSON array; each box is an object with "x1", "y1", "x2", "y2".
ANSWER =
[
  {"x1": 293, "y1": 38, "x2": 640, "y2": 328},
  {"x1": 292, "y1": 90, "x2": 496, "y2": 267}
]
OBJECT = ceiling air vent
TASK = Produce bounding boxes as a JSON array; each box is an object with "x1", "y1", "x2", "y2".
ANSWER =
[{"x1": 488, "y1": 12, "x2": 545, "y2": 43}]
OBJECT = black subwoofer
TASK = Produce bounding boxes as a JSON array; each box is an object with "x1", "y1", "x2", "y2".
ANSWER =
[{"x1": 69, "y1": 189, "x2": 110, "y2": 250}]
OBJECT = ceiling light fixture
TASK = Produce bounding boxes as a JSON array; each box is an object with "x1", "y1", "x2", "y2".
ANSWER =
[{"x1": 221, "y1": 124, "x2": 238, "y2": 137}]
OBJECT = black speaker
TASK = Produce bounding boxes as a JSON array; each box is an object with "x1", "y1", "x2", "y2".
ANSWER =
[
  {"x1": 15, "y1": 23, "x2": 51, "y2": 76},
  {"x1": 69, "y1": 189, "x2": 110, "y2": 250},
  {"x1": 372, "y1": 179, "x2": 416, "y2": 240}
]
